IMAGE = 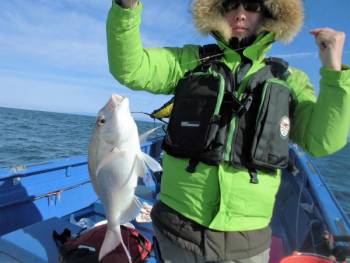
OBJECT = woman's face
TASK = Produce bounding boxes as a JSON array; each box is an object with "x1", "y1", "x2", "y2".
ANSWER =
[{"x1": 224, "y1": 3, "x2": 263, "y2": 40}]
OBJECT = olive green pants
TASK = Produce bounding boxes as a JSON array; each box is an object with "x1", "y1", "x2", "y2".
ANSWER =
[{"x1": 154, "y1": 227, "x2": 270, "y2": 263}]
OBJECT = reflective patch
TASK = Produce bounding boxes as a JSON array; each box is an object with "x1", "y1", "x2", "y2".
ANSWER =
[
  {"x1": 280, "y1": 116, "x2": 290, "y2": 139},
  {"x1": 181, "y1": 121, "x2": 200, "y2": 127}
]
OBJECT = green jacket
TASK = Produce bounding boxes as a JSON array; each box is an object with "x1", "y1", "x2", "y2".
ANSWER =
[{"x1": 107, "y1": 2, "x2": 350, "y2": 231}]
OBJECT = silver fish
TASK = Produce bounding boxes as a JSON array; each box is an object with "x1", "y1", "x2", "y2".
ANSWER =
[{"x1": 88, "y1": 94, "x2": 162, "y2": 261}]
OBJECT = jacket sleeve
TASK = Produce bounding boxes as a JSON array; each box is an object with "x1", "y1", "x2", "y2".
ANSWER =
[
  {"x1": 106, "y1": 2, "x2": 199, "y2": 94},
  {"x1": 289, "y1": 66, "x2": 350, "y2": 157}
]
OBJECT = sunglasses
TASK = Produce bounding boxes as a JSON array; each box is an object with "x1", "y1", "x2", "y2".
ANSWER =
[{"x1": 222, "y1": 0, "x2": 262, "y2": 13}]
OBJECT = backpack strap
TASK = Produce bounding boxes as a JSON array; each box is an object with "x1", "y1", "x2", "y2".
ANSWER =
[
  {"x1": 264, "y1": 57, "x2": 290, "y2": 80},
  {"x1": 199, "y1": 44, "x2": 223, "y2": 64},
  {"x1": 186, "y1": 159, "x2": 200, "y2": 173}
]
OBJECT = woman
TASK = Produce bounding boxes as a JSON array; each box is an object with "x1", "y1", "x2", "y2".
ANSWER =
[{"x1": 107, "y1": 0, "x2": 350, "y2": 262}]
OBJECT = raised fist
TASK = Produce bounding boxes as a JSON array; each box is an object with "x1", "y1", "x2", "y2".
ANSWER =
[
  {"x1": 118, "y1": 0, "x2": 138, "y2": 9},
  {"x1": 310, "y1": 28, "x2": 346, "y2": 71}
]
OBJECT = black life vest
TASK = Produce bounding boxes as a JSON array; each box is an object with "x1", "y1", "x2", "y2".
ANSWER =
[{"x1": 162, "y1": 44, "x2": 294, "y2": 180}]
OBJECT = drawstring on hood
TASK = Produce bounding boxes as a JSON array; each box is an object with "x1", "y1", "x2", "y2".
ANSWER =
[{"x1": 192, "y1": 0, "x2": 304, "y2": 43}]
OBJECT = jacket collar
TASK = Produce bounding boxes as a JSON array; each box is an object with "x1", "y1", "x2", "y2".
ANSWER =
[{"x1": 216, "y1": 32, "x2": 275, "y2": 63}]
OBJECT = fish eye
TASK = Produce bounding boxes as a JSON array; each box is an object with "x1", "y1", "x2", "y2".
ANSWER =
[{"x1": 97, "y1": 116, "x2": 106, "y2": 126}]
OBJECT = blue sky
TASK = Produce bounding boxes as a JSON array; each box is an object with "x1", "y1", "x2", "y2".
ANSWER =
[{"x1": 0, "y1": 0, "x2": 349, "y2": 118}]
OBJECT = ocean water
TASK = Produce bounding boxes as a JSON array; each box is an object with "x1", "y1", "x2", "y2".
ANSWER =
[
  {"x1": 0, "y1": 107, "x2": 164, "y2": 168},
  {"x1": 0, "y1": 106, "x2": 349, "y2": 219}
]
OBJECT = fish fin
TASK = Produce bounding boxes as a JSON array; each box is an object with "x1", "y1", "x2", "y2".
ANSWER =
[
  {"x1": 139, "y1": 126, "x2": 162, "y2": 144},
  {"x1": 120, "y1": 196, "x2": 142, "y2": 224},
  {"x1": 133, "y1": 153, "x2": 147, "y2": 177},
  {"x1": 99, "y1": 226, "x2": 131, "y2": 263},
  {"x1": 140, "y1": 152, "x2": 163, "y2": 173},
  {"x1": 96, "y1": 150, "x2": 126, "y2": 177}
]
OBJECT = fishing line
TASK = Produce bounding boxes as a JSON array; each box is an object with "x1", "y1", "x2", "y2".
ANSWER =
[
  {"x1": 131, "y1": 111, "x2": 152, "y2": 117},
  {"x1": 158, "y1": 42, "x2": 272, "y2": 90},
  {"x1": 179, "y1": 45, "x2": 251, "y2": 68},
  {"x1": 131, "y1": 111, "x2": 168, "y2": 124},
  {"x1": 131, "y1": 111, "x2": 168, "y2": 136}
]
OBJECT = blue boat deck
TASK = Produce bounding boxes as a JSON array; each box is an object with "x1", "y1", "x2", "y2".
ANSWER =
[
  {"x1": 0, "y1": 197, "x2": 157, "y2": 262},
  {"x1": 1, "y1": 137, "x2": 349, "y2": 262}
]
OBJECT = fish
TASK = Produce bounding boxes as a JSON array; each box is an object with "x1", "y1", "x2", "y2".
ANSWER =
[{"x1": 88, "y1": 94, "x2": 162, "y2": 262}]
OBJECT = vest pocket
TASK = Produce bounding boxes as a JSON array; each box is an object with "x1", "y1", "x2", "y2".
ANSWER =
[
  {"x1": 165, "y1": 97, "x2": 219, "y2": 152},
  {"x1": 250, "y1": 80, "x2": 292, "y2": 170},
  {"x1": 163, "y1": 73, "x2": 225, "y2": 157}
]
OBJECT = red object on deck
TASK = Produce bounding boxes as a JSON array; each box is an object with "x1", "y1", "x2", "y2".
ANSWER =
[
  {"x1": 280, "y1": 252, "x2": 333, "y2": 263},
  {"x1": 269, "y1": 236, "x2": 285, "y2": 263}
]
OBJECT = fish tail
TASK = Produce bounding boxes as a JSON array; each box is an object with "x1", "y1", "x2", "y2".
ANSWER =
[{"x1": 98, "y1": 226, "x2": 132, "y2": 262}]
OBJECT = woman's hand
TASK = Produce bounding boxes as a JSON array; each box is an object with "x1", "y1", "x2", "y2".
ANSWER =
[{"x1": 310, "y1": 28, "x2": 346, "y2": 71}]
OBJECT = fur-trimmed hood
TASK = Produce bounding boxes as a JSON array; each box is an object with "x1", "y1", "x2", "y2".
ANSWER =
[{"x1": 192, "y1": 0, "x2": 304, "y2": 43}]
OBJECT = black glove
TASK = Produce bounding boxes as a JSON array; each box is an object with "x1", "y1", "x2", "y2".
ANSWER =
[{"x1": 115, "y1": 0, "x2": 138, "y2": 8}]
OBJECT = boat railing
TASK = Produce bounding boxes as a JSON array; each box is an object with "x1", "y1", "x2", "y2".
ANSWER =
[{"x1": 0, "y1": 136, "x2": 164, "y2": 236}]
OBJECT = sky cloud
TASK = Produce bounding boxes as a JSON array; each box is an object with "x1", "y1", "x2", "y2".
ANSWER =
[
  {"x1": 0, "y1": 0, "x2": 194, "y2": 115},
  {"x1": 273, "y1": 50, "x2": 350, "y2": 60},
  {"x1": 274, "y1": 51, "x2": 319, "y2": 60},
  {"x1": 0, "y1": 0, "x2": 349, "y2": 115},
  {"x1": 0, "y1": 0, "x2": 108, "y2": 74},
  {"x1": 0, "y1": 68, "x2": 171, "y2": 116}
]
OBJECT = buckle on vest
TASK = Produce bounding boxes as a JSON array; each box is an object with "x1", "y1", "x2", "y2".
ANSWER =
[
  {"x1": 186, "y1": 159, "x2": 199, "y2": 173},
  {"x1": 238, "y1": 95, "x2": 253, "y2": 117},
  {"x1": 228, "y1": 95, "x2": 253, "y2": 117},
  {"x1": 249, "y1": 169, "x2": 259, "y2": 184}
]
